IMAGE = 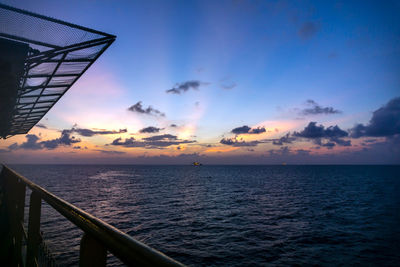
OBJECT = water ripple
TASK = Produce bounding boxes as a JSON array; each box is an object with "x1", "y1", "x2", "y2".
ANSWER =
[{"x1": 13, "y1": 165, "x2": 400, "y2": 267}]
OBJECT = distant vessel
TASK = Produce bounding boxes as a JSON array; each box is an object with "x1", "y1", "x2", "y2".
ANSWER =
[{"x1": 193, "y1": 162, "x2": 202, "y2": 166}]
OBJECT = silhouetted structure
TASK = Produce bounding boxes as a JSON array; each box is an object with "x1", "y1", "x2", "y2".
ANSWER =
[
  {"x1": 0, "y1": 4, "x2": 185, "y2": 266},
  {"x1": 0, "y1": 3, "x2": 115, "y2": 138}
]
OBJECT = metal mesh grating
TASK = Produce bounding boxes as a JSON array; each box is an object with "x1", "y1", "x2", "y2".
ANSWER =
[{"x1": 0, "y1": 3, "x2": 115, "y2": 138}]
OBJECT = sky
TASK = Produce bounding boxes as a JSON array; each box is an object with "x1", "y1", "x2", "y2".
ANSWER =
[{"x1": 0, "y1": 0, "x2": 399, "y2": 164}]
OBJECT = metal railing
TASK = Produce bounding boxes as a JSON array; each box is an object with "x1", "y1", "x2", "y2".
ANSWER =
[{"x1": 0, "y1": 165, "x2": 185, "y2": 267}]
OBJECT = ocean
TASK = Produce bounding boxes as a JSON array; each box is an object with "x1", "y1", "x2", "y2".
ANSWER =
[{"x1": 10, "y1": 165, "x2": 400, "y2": 266}]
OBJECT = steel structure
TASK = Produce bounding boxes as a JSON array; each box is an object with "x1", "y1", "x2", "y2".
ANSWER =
[{"x1": 0, "y1": 4, "x2": 115, "y2": 138}]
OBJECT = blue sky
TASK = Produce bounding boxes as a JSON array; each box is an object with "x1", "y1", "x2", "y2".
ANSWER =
[{"x1": 0, "y1": 0, "x2": 399, "y2": 164}]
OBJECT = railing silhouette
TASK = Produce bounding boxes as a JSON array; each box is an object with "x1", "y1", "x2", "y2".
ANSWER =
[{"x1": 0, "y1": 165, "x2": 185, "y2": 267}]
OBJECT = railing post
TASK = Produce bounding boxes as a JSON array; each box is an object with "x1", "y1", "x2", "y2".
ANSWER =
[
  {"x1": 79, "y1": 233, "x2": 107, "y2": 267},
  {"x1": 3, "y1": 167, "x2": 26, "y2": 267},
  {"x1": 14, "y1": 177, "x2": 26, "y2": 267},
  {"x1": 26, "y1": 191, "x2": 42, "y2": 267}
]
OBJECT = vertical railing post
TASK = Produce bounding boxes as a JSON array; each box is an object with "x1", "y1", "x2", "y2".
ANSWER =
[
  {"x1": 14, "y1": 177, "x2": 26, "y2": 266},
  {"x1": 26, "y1": 191, "x2": 42, "y2": 267},
  {"x1": 4, "y1": 168, "x2": 20, "y2": 266},
  {"x1": 79, "y1": 233, "x2": 107, "y2": 267},
  {"x1": 0, "y1": 167, "x2": 14, "y2": 264}
]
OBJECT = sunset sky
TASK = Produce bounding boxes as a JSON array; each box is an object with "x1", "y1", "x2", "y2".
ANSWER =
[{"x1": 0, "y1": 0, "x2": 399, "y2": 164}]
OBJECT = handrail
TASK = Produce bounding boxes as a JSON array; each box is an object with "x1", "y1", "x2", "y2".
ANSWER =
[{"x1": 0, "y1": 164, "x2": 185, "y2": 266}]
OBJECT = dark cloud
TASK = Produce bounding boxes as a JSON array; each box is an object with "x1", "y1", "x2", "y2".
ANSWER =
[
  {"x1": 231, "y1": 125, "x2": 251, "y2": 134},
  {"x1": 10, "y1": 131, "x2": 81, "y2": 150},
  {"x1": 350, "y1": 97, "x2": 400, "y2": 138},
  {"x1": 128, "y1": 101, "x2": 165, "y2": 117},
  {"x1": 66, "y1": 127, "x2": 127, "y2": 137},
  {"x1": 139, "y1": 126, "x2": 162, "y2": 134},
  {"x1": 293, "y1": 122, "x2": 350, "y2": 147},
  {"x1": 250, "y1": 127, "x2": 267, "y2": 134},
  {"x1": 73, "y1": 146, "x2": 81, "y2": 149},
  {"x1": 17, "y1": 134, "x2": 43, "y2": 150},
  {"x1": 111, "y1": 137, "x2": 136, "y2": 146},
  {"x1": 166, "y1": 81, "x2": 206, "y2": 94},
  {"x1": 298, "y1": 21, "x2": 319, "y2": 40},
  {"x1": 170, "y1": 124, "x2": 178, "y2": 128},
  {"x1": 220, "y1": 82, "x2": 237, "y2": 90},
  {"x1": 231, "y1": 125, "x2": 266, "y2": 135},
  {"x1": 322, "y1": 142, "x2": 335, "y2": 149},
  {"x1": 272, "y1": 133, "x2": 296, "y2": 146},
  {"x1": 294, "y1": 122, "x2": 347, "y2": 139},
  {"x1": 110, "y1": 134, "x2": 195, "y2": 149},
  {"x1": 300, "y1": 100, "x2": 341, "y2": 115},
  {"x1": 220, "y1": 137, "x2": 261, "y2": 147},
  {"x1": 330, "y1": 137, "x2": 351, "y2": 146},
  {"x1": 41, "y1": 130, "x2": 81, "y2": 149},
  {"x1": 36, "y1": 123, "x2": 47, "y2": 129},
  {"x1": 8, "y1": 143, "x2": 18, "y2": 151},
  {"x1": 143, "y1": 134, "x2": 178, "y2": 141}
]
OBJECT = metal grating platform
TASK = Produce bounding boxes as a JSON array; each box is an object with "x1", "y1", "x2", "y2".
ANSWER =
[{"x1": 0, "y1": 4, "x2": 115, "y2": 138}]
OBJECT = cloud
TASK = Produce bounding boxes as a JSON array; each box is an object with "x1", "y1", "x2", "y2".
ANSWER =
[
  {"x1": 35, "y1": 124, "x2": 47, "y2": 129},
  {"x1": 322, "y1": 142, "x2": 335, "y2": 149},
  {"x1": 220, "y1": 82, "x2": 237, "y2": 90},
  {"x1": 300, "y1": 100, "x2": 341, "y2": 115},
  {"x1": 110, "y1": 134, "x2": 195, "y2": 149},
  {"x1": 231, "y1": 125, "x2": 266, "y2": 135},
  {"x1": 231, "y1": 125, "x2": 251, "y2": 134},
  {"x1": 166, "y1": 80, "x2": 207, "y2": 94},
  {"x1": 294, "y1": 122, "x2": 347, "y2": 139},
  {"x1": 272, "y1": 133, "x2": 296, "y2": 146},
  {"x1": 350, "y1": 97, "x2": 400, "y2": 138},
  {"x1": 10, "y1": 131, "x2": 81, "y2": 150},
  {"x1": 73, "y1": 146, "x2": 81, "y2": 149},
  {"x1": 170, "y1": 124, "x2": 178, "y2": 128},
  {"x1": 143, "y1": 134, "x2": 178, "y2": 141},
  {"x1": 111, "y1": 137, "x2": 137, "y2": 146},
  {"x1": 66, "y1": 127, "x2": 127, "y2": 137},
  {"x1": 220, "y1": 137, "x2": 261, "y2": 147},
  {"x1": 139, "y1": 126, "x2": 162, "y2": 134},
  {"x1": 8, "y1": 143, "x2": 18, "y2": 151},
  {"x1": 16, "y1": 135, "x2": 43, "y2": 150},
  {"x1": 127, "y1": 101, "x2": 165, "y2": 117},
  {"x1": 40, "y1": 130, "x2": 81, "y2": 149},
  {"x1": 293, "y1": 121, "x2": 351, "y2": 147},
  {"x1": 298, "y1": 21, "x2": 319, "y2": 40},
  {"x1": 250, "y1": 127, "x2": 267, "y2": 134},
  {"x1": 330, "y1": 137, "x2": 351, "y2": 146}
]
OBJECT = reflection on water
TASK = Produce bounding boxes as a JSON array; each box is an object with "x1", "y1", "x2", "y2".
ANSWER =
[{"x1": 13, "y1": 165, "x2": 400, "y2": 266}]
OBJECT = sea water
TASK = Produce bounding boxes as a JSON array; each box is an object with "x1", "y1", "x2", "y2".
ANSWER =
[{"x1": 11, "y1": 165, "x2": 400, "y2": 266}]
